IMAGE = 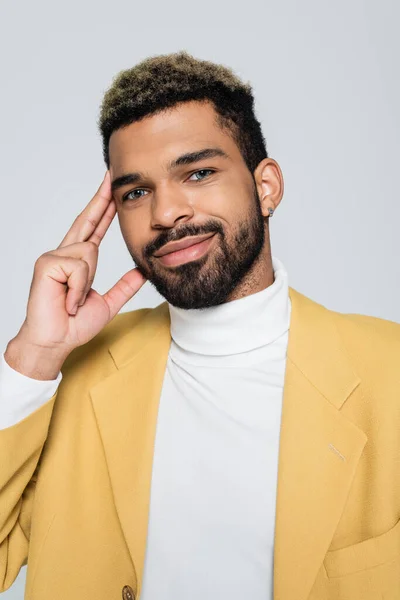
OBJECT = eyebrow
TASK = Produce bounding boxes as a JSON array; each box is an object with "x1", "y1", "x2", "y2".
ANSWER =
[{"x1": 111, "y1": 147, "x2": 230, "y2": 193}]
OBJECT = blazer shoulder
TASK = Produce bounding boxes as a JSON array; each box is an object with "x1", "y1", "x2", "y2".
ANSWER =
[
  {"x1": 333, "y1": 308, "x2": 400, "y2": 345},
  {"x1": 330, "y1": 307, "x2": 400, "y2": 381}
]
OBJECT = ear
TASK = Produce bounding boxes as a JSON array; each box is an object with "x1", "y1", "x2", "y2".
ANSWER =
[{"x1": 253, "y1": 158, "x2": 284, "y2": 218}]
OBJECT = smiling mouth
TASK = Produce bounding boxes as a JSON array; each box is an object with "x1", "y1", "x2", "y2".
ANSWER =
[{"x1": 155, "y1": 233, "x2": 217, "y2": 267}]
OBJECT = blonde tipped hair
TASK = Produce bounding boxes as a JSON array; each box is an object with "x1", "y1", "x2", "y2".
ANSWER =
[{"x1": 98, "y1": 50, "x2": 267, "y2": 174}]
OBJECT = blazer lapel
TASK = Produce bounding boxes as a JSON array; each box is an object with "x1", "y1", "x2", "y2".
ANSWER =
[
  {"x1": 273, "y1": 288, "x2": 367, "y2": 600},
  {"x1": 90, "y1": 302, "x2": 171, "y2": 598}
]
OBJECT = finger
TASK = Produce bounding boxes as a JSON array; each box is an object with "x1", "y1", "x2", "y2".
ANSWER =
[
  {"x1": 87, "y1": 197, "x2": 117, "y2": 246},
  {"x1": 58, "y1": 171, "x2": 113, "y2": 249},
  {"x1": 35, "y1": 254, "x2": 90, "y2": 315},
  {"x1": 46, "y1": 241, "x2": 99, "y2": 307},
  {"x1": 64, "y1": 259, "x2": 90, "y2": 314},
  {"x1": 101, "y1": 268, "x2": 148, "y2": 321}
]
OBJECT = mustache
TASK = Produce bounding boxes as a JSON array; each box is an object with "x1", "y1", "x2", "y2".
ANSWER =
[{"x1": 147, "y1": 222, "x2": 223, "y2": 257}]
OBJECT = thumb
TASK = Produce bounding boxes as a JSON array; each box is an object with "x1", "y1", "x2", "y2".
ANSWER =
[{"x1": 102, "y1": 268, "x2": 147, "y2": 321}]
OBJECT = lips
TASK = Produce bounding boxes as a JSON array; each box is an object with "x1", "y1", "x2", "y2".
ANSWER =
[
  {"x1": 153, "y1": 233, "x2": 216, "y2": 257},
  {"x1": 156, "y1": 233, "x2": 217, "y2": 267}
]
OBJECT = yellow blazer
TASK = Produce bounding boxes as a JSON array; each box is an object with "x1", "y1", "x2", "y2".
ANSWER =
[{"x1": 1, "y1": 287, "x2": 400, "y2": 600}]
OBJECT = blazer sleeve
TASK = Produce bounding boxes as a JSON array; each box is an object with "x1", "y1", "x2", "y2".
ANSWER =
[{"x1": 0, "y1": 391, "x2": 57, "y2": 592}]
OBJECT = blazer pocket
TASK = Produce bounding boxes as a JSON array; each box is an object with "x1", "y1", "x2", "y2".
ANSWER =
[{"x1": 324, "y1": 518, "x2": 400, "y2": 578}]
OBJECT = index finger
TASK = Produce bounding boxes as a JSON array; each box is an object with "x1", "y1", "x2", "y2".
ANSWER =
[{"x1": 58, "y1": 170, "x2": 114, "y2": 249}]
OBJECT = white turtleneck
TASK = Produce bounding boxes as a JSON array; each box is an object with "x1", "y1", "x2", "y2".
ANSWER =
[{"x1": 0, "y1": 256, "x2": 291, "y2": 600}]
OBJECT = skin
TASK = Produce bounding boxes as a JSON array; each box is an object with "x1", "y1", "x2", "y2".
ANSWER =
[{"x1": 108, "y1": 99, "x2": 284, "y2": 310}]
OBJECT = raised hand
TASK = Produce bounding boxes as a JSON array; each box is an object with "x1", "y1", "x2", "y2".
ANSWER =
[{"x1": 5, "y1": 171, "x2": 147, "y2": 378}]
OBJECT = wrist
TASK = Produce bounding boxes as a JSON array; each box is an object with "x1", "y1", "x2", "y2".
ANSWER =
[{"x1": 4, "y1": 336, "x2": 67, "y2": 381}]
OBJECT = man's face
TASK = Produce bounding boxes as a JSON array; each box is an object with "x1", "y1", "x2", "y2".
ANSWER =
[{"x1": 109, "y1": 100, "x2": 267, "y2": 309}]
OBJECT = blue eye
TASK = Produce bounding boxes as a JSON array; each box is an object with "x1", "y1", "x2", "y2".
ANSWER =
[
  {"x1": 123, "y1": 189, "x2": 147, "y2": 202},
  {"x1": 122, "y1": 169, "x2": 215, "y2": 202},
  {"x1": 189, "y1": 169, "x2": 215, "y2": 181}
]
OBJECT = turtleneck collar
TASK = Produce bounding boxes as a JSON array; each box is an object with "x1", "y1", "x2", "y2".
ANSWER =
[{"x1": 168, "y1": 256, "x2": 290, "y2": 357}]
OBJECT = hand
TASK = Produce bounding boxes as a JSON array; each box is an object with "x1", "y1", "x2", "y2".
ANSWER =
[{"x1": 14, "y1": 171, "x2": 147, "y2": 362}]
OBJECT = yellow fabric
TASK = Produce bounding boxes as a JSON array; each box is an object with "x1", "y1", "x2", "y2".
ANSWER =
[{"x1": 1, "y1": 286, "x2": 399, "y2": 600}]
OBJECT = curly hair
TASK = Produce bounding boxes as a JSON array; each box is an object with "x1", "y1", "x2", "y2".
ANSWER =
[{"x1": 97, "y1": 50, "x2": 268, "y2": 175}]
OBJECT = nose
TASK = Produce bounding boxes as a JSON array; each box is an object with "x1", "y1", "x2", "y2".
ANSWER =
[{"x1": 150, "y1": 185, "x2": 194, "y2": 229}]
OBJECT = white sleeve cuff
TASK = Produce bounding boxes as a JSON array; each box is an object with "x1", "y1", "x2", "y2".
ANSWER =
[{"x1": 0, "y1": 352, "x2": 62, "y2": 430}]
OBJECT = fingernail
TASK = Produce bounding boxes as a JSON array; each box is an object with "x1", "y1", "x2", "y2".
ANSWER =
[
  {"x1": 71, "y1": 305, "x2": 78, "y2": 315},
  {"x1": 78, "y1": 293, "x2": 87, "y2": 307}
]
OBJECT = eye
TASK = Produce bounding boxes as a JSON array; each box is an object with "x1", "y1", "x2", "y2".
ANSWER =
[
  {"x1": 188, "y1": 169, "x2": 215, "y2": 181},
  {"x1": 122, "y1": 169, "x2": 215, "y2": 202},
  {"x1": 122, "y1": 188, "x2": 148, "y2": 202}
]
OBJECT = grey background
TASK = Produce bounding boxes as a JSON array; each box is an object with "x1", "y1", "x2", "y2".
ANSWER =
[{"x1": 0, "y1": 0, "x2": 399, "y2": 596}]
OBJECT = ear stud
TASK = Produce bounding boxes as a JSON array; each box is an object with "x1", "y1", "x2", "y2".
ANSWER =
[{"x1": 262, "y1": 195, "x2": 275, "y2": 218}]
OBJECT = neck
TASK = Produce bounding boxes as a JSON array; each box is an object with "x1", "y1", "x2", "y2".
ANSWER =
[
  {"x1": 168, "y1": 254, "x2": 290, "y2": 358},
  {"x1": 224, "y1": 234, "x2": 274, "y2": 303}
]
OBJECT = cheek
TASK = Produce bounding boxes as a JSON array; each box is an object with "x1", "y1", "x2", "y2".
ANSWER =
[
  {"x1": 116, "y1": 213, "x2": 129, "y2": 243},
  {"x1": 117, "y1": 215, "x2": 144, "y2": 253},
  {"x1": 203, "y1": 180, "x2": 248, "y2": 214},
  {"x1": 203, "y1": 197, "x2": 245, "y2": 232}
]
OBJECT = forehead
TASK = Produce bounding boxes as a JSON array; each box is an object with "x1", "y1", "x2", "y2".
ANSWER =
[{"x1": 108, "y1": 100, "x2": 241, "y2": 170}]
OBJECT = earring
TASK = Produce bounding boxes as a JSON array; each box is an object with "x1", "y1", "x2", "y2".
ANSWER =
[{"x1": 262, "y1": 195, "x2": 274, "y2": 218}]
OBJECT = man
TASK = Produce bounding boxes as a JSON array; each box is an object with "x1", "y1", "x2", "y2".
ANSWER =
[{"x1": 0, "y1": 50, "x2": 399, "y2": 600}]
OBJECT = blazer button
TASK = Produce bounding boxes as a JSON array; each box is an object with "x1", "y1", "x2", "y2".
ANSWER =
[{"x1": 122, "y1": 584, "x2": 135, "y2": 600}]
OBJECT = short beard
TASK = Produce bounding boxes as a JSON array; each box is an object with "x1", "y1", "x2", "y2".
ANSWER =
[{"x1": 128, "y1": 183, "x2": 266, "y2": 310}]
